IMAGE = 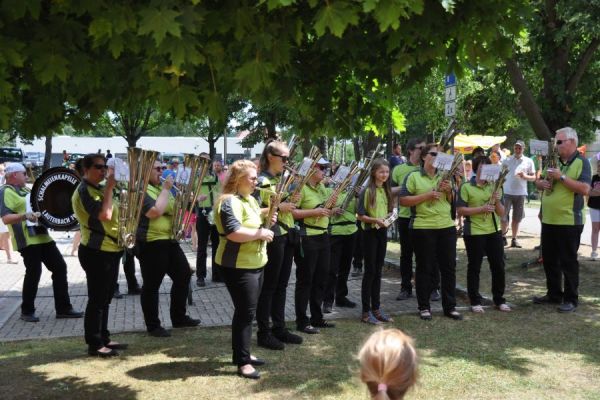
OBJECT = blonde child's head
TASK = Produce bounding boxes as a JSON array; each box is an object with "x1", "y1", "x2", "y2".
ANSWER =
[{"x1": 358, "y1": 329, "x2": 418, "y2": 400}]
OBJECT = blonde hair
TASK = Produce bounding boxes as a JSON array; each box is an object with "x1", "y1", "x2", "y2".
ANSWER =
[
  {"x1": 358, "y1": 329, "x2": 418, "y2": 400},
  {"x1": 216, "y1": 159, "x2": 257, "y2": 205}
]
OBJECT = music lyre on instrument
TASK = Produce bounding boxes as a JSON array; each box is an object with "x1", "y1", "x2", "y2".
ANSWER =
[
  {"x1": 117, "y1": 147, "x2": 159, "y2": 248},
  {"x1": 30, "y1": 167, "x2": 80, "y2": 231}
]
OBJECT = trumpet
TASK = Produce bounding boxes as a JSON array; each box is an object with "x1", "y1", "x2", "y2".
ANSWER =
[
  {"x1": 118, "y1": 147, "x2": 159, "y2": 248},
  {"x1": 171, "y1": 154, "x2": 211, "y2": 240}
]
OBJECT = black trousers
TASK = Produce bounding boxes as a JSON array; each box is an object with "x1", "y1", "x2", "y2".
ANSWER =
[
  {"x1": 352, "y1": 223, "x2": 364, "y2": 270},
  {"x1": 222, "y1": 267, "x2": 264, "y2": 366},
  {"x1": 195, "y1": 208, "x2": 222, "y2": 281},
  {"x1": 464, "y1": 232, "x2": 506, "y2": 306},
  {"x1": 397, "y1": 217, "x2": 415, "y2": 293},
  {"x1": 361, "y1": 229, "x2": 387, "y2": 313},
  {"x1": 115, "y1": 248, "x2": 139, "y2": 292},
  {"x1": 541, "y1": 223, "x2": 583, "y2": 305},
  {"x1": 324, "y1": 232, "x2": 357, "y2": 304},
  {"x1": 137, "y1": 240, "x2": 192, "y2": 331},
  {"x1": 411, "y1": 227, "x2": 457, "y2": 312},
  {"x1": 256, "y1": 233, "x2": 295, "y2": 335},
  {"x1": 294, "y1": 233, "x2": 330, "y2": 328},
  {"x1": 79, "y1": 245, "x2": 122, "y2": 350},
  {"x1": 19, "y1": 241, "x2": 73, "y2": 315}
]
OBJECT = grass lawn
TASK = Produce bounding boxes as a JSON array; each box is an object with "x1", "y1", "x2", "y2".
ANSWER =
[{"x1": 1, "y1": 234, "x2": 600, "y2": 399}]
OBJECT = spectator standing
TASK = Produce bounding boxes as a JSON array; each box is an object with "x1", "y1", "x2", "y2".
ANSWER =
[
  {"x1": 589, "y1": 156, "x2": 600, "y2": 260},
  {"x1": 501, "y1": 140, "x2": 536, "y2": 248},
  {"x1": 389, "y1": 143, "x2": 406, "y2": 170},
  {"x1": 105, "y1": 150, "x2": 113, "y2": 159}
]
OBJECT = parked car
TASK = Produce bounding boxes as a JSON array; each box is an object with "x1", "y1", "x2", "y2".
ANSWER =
[
  {"x1": 0, "y1": 147, "x2": 24, "y2": 164},
  {"x1": 25, "y1": 152, "x2": 44, "y2": 168}
]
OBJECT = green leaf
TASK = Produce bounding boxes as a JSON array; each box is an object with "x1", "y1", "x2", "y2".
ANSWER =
[
  {"x1": 391, "y1": 108, "x2": 406, "y2": 132},
  {"x1": 362, "y1": 0, "x2": 379, "y2": 13},
  {"x1": 33, "y1": 53, "x2": 69, "y2": 84},
  {"x1": 440, "y1": 0, "x2": 455, "y2": 13},
  {"x1": 1, "y1": 0, "x2": 41, "y2": 20},
  {"x1": 234, "y1": 60, "x2": 275, "y2": 92},
  {"x1": 89, "y1": 18, "x2": 113, "y2": 41},
  {"x1": 138, "y1": 8, "x2": 182, "y2": 45},
  {"x1": 160, "y1": 85, "x2": 198, "y2": 118},
  {"x1": 109, "y1": 36, "x2": 124, "y2": 58},
  {"x1": 313, "y1": 1, "x2": 360, "y2": 37},
  {"x1": 0, "y1": 105, "x2": 11, "y2": 130},
  {"x1": 0, "y1": 80, "x2": 13, "y2": 100}
]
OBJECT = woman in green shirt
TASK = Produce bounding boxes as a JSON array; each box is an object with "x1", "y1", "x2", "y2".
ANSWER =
[
  {"x1": 357, "y1": 158, "x2": 395, "y2": 325},
  {"x1": 457, "y1": 156, "x2": 510, "y2": 313},
  {"x1": 214, "y1": 160, "x2": 274, "y2": 380},
  {"x1": 399, "y1": 144, "x2": 462, "y2": 321}
]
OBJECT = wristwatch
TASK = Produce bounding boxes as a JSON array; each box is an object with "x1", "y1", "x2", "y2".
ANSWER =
[{"x1": 560, "y1": 174, "x2": 566, "y2": 182}]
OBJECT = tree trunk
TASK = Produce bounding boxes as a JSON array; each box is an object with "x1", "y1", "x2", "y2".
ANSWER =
[
  {"x1": 352, "y1": 137, "x2": 361, "y2": 162},
  {"x1": 43, "y1": 132, "x2": 52, "y2": 172},
  {"x1": 266, "y1": 111, "x2": 277, "y2": 140}
]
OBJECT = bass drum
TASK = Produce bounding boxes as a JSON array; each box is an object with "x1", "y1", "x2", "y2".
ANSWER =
[{"x1": 30, "y1": 167, "x2": 80, "y2": 231}]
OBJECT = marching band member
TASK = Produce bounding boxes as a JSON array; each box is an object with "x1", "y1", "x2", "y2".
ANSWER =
[
  {"x1": 292, "y1": 158, "x2": 336, "y2": 334},
  {"x1": 357, "y1": 158, "x2": 394, "y2": 325},
  {"x1": 399, "y1": 144, "x2": 462, "y2": 321},
  {"x1": 391, "y1": 138, "x2": 425, "y2": 301},
  {"x1": 254, "y1": 141, "x2": 303, "y2": 350},
  {"x1": 214, "y1": 160, "x2": 274, "y2": 379},
  {"x1": 72, "y1": 154, "x2": 125, "y2": 357},
  {"x1": 1, "y1": 163, "x2": 82, "y2": 323},
  {"x1": 136, "y1": 160, "x2": 200, "y2": 338},
  {"x1": 534, "y1": 127, "x2": 590, "y2": 313},
  {"x1": 456, "y1": 156, "x2": 510, "y2": 313}
]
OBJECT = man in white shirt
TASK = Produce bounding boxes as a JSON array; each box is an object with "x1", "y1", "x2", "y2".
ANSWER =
[{"x1": 502, "y1": 140, "x2": 537, "y2": 248}]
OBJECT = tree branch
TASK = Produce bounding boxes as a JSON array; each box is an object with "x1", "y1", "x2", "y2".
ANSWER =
[
  {"x1": 566, "y1": 38, "x2": 600, "y2": 95},
  {"x1": 505, "y1": 57, "x2": 552, "y2": 140}
]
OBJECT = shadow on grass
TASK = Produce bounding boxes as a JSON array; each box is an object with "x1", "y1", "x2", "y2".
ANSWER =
[{"x1": 127, "y1": 360, "x2": 234, "y2": 380}]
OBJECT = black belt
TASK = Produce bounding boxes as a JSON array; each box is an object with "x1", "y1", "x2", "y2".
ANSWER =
[
  {"x1": 299, "y1": 221, "x2": 327, "y2": 231},
  {"x1": 329, "y1": 221, "x2": 355, "y2": 226}
]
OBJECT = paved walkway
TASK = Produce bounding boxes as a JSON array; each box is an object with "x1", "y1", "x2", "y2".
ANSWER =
[{"x1": 0, "y1": 204, "x2": 592, "y2": 342}]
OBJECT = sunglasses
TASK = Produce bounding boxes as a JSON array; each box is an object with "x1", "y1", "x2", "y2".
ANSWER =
[
  {"x1": 317, "y1": 165, "x2": 328, "y2": 171},
  {"x1": 273, "y1": 154, "x2": 289, "y2": 162},
  {"x1": 162, "y1": 166, "x2": 167, "y2": 170},
  {"x1": 93, "y1": 164, "x2": 108, "y2": 170},
  {"x1": 428, "y1": 151, "x2": 438, "y2": 157},
  {"x1": 556, "y1": 139, "x2": 571, "y2": 145},
  {"x1": 154, "y1": 167, "x2": 163, "y2": 172}
]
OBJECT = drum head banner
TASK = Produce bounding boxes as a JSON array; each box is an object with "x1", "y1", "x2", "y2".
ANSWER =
[{"x1": 31, "y1": 167, "x2": 80, "y2": 231}]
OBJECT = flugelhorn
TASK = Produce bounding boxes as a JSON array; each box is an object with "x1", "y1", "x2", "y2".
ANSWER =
[
  {"x1": 544, "y1": 139, "x2": 559, "y2": 195},
  {"x1": 171, "y1": 154, "x2": 211, "y2": 240},
  {"x1": 118, "y1": 147, "x2": 159, "y2": 248},
  {"x1": 324, "y1": 161, "x2": 360, "y2": 210},
  {"x1": 340, "y1": 143, "x2": 382, "y2": 211},
  {"x1": 287, "y1": 145, "x2": 322, "y2": 200},
  {"x1": 484, "y1": 165, "x2": 509, "y2": 219}
]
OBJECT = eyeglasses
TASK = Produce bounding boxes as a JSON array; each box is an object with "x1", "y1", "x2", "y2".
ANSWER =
[
  {"x1": 428, "y1": 152, "x2": 438, "y2": 157},
  {"x1": 317, "y1": 165, "x2": 328, "y2": 171},
  {"x1": 93, "y1": 164, "x2": 108, "y2": 170},
  {"x1": 273, "y1": 154, "x2": 289, "y2": 162}
]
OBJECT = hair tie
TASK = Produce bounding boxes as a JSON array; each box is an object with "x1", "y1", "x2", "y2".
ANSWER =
[{"x1": 377, "y1": 383, "x2": 388, "y2": 392}]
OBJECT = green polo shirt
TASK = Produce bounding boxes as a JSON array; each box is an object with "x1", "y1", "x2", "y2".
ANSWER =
[
  {"x1": 457, "y1": 178, "x2": 502, "y2": 235},
  {"x1": 137, "y1": 184, "x2": 175, "y2": 242},
  {"x1": 541, "y1": 151, "x2": 591, "y2": 225},
  {"x1": 357, "y1": 187, "x2": 389, "y2": 230},
  {"x1": 297, "y1": 182, "x2": 332, "y2": 236},
  {"x1": 72, "y1": 180, "x2": 121, "y2": 252},
  {"x1": 401, "y1": 169, "x2": 454, "y2": 230},
  {"x1": 392, "y1": 162, "x2": 420, "y2": 218},
  {"x1": 329, "y1": 190, "x2": 358, "y2": 236},
  {"x1": 254, "y1": 171, "x2": 295, "y2": 236},
  {"x1": 0, "y1": 185, "x2": 53, "y2": 251},
  {"x1": 198, "y1": 173, "x2": 219, "y2": 208},
  {"x1": 214, "y1": 194, "x2": 267, "y2": 269}
]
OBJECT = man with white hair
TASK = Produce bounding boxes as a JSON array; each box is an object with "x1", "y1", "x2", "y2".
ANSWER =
[
  {"x1": 534, "y1": 127, "x2": 591, "y2": 313},
  {"x1": 0, "y1": 163, "x2": 83, "y2": 322}
]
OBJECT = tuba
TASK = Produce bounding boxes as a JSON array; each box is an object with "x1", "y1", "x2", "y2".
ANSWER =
[
  {"x1": 117, "y1": 147, "x2": 159, "y2": 248},
  {"x1": 171, "y1": 154, "x2": 211, "y2": 240}
]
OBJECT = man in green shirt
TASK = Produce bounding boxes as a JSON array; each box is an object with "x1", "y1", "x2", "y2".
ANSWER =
[
  {"x1": 534, "y1": 127, "x2": 591, "y2": 313},
  {"x1": 0, "y1": 163, "x2": 82, "y2": 322}
]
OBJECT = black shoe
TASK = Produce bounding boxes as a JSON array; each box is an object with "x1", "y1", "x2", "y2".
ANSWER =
[
  {"x1": 444, "y1": 310, "x2": 463, "y2": 320},
  {"x1": 237, "y1": 367, "x2": 260, "y2": 380},
  {"x1": 396, "y1": 290, "x2": 412, "y2": 301},
  {"x1": 128, "y1": 286, "x2": 142, "y2": 295},
  {"x1": 20, "y1": 313, "x2": 40, "y2": 322},
  {"x1": 297, "y1": 325, "x2": 320, "y2": 334},
  {"x1": 88, "y1": 348, "x2": 119, "y2": 358},
  {"x1": 533, "y1": 295, "x2": 562, "y2": 305},
  {"x1": 257, "y1": 333, "x2": 285, "y2": 350},
  {"x1": 105, "y1": 342, "x2": 129, "y2": 350},
  {"x1": 312, "y1": 320, "x2": 335, "y2": 328},
  {"x1": 510, "y1": 238, "x2": 522, "y2": 248},
  {"x1": 322, "y1": 302, "x2": 333, "y2": 314},
  {"x1": 502, "y1": 236, "x2": 508, "y2": 246},
  {"x1": 56, "y1": 309, "x2": 84, "y2": 319},
  {"x1": 196, "y1": 278, "x2": 206, "y2": 287},
  {"x1": 172, "y1": 316, "x2": 201, "y2": 328},
  {"x1": 558, "y1": 302, "x2": 577, "y2": 313},
  {"x1": 273, "y1": 329, "x2": 303, "y2": 344},
  {"x1": 430, "y1": 290, "x2": 441, "y2": 302},
  {"x1": 113, "y1": 289, "x2": 123, "y2": 299},
  {"x1": 335, "y1": 297, "x2": 357, "y2": 308},
  {"x1": 148, "y1": 327, "x2": 171, "y2": 337}
]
